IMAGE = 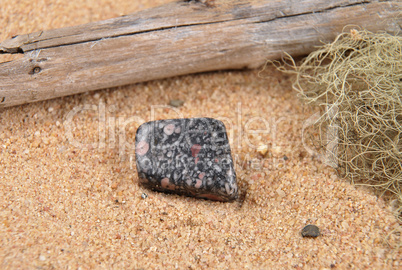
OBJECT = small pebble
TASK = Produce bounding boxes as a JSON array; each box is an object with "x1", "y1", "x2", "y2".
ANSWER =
[
  {"x1": 257, "y1": 144, "x2": 268, "y2": 157},
  {"x1": 301, "y1": 224, "x2": 320, "y2": 238},
  {"x1": 141, "y1": 193, "x2": 148, "y2": 199},
  {"x1": 169, "y1": 99, "x2": 184, "y2": 108},
  {"x1": 111, "y1": 182, "x2": 118, "y2": 189},
  {"x1": 276, "y1": 188, "x2": 286, "y2": 198},
  {"x1": 283, "y1": 155, "x2": 288, "y2": 161}
]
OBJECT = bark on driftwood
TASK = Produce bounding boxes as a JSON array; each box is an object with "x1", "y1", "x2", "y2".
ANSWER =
[{"x1": 0, "y1": 0, "x2": 401, "y2": 108}]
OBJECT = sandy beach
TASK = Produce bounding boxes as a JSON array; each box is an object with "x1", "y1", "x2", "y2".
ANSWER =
[{"x1": 0, "y1": 0, "x2": 400, "y2": 269}]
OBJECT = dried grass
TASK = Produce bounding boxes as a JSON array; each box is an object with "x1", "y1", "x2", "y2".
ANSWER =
[{"x1": 275, "y1": 29, "x2": 402, "y2": 221}]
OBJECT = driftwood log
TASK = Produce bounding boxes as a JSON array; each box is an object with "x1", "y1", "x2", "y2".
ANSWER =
[{"x1": 0, "y1": 0, "x2": 401, "y2": 108}]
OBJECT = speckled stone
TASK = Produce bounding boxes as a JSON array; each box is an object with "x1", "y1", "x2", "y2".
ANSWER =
[
  {"x1": 301, "y1": 224, "x2": 320, "y2": 238},
  {"x1": 135, "y1": 118, "x2": 238, "y2": 201}
]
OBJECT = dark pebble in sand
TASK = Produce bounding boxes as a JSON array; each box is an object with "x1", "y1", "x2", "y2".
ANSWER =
[
  {"x1": 169, "y1": 99, "x2": 185, "y2": 107},
  {"x1": 301, "y1": 224, "x2": 320, "y2": 238}
]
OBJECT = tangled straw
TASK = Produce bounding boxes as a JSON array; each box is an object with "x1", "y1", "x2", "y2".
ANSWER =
[{"x1": 282, "y1": 29, "x2": 402, "y2": 219}]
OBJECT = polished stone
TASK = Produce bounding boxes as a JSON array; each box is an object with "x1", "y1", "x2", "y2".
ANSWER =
[{"x1": 135, "y1": 118, "x2": 238, "y2": 201}]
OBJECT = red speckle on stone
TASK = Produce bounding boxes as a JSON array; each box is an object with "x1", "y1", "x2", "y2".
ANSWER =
[
  {"x1": 198, "y1": 172, "x2": 205, "y2": 179},
  {"x1": 163, "y1": 124, "x2": 175, "y2": 135},
  {"x1": 161, "y1": 177, "x2": 175, "y2": 190},
  {"x1": 139, "y1": 177, "x2": 149, "y2": 183},
  {"x1": 195, "y1": 179, "x2": 202, "y2": 188},
  {"x1": 136, "y1": 141, "x2": 149, "y2": 156},
  {"x1": 195, "y1": 157, "x2": 199, "y2": 164},
  {"x1": 214, "y1": 158, "x2": 219, "y2": 162},
  {"x1": 191, "y1": 144, "x2": 202, "y2": 157},
  {"x1": 161, "y1": 177, "x2": 170, "y2": 188}
]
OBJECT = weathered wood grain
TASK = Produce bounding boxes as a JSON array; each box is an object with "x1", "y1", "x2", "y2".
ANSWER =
[{"x1": 0, "y1": 0, "x2": 401, "y2": 108}]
